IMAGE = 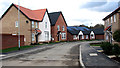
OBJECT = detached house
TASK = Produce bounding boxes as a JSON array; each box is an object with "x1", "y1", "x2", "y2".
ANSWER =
[
  {"x1": 67, "y1": 26, "x2": 90, "y2": 41},
  {"x1": 49, "y1": 12, "x2": 67, "y2": 42},
  {"x1": 103, "y1": 6, "x2": 120, "y2": 43},
  {"x1": 0, "y1": 3, "x2": 51, "y2": 45},
  {"x1": 90, "y1": 28, "x2": 104, "y2": 40}
]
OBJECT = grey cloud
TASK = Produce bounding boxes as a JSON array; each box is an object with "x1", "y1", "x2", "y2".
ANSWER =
[{"x1": 80, "y1": 0, "x2": 119, "y2": 12}]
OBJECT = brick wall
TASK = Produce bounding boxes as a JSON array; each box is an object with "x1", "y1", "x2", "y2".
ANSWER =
[
  {"x1": 51, "y1": 13, "x2": 67, "y2": 42},
  {"x1": 0, "y1": 34, "x2": 24, "y2": 49}
]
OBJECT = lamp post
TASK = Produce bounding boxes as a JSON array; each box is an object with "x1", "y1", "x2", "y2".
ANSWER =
[{"x1": 18, "y1": 0, "x2": 20, "y2": 50}]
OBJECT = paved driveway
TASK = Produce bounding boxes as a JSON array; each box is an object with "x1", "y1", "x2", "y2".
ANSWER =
[{"x1": 2, "y1": 42, "x2": 81, "y2": 66}]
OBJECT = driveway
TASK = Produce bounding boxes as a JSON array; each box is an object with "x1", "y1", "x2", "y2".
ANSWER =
[{"x1": 2, "y1": 42, "x2": 81, "y2": 67}]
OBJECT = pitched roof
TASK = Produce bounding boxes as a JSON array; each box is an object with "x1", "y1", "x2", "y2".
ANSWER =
[
  {"x1": 91, "y1": 28, "x2": 104, "y2": 35},
  {"x1": 49, "y1": 12, "x2": 67, "y2": 26},
  {"x1": 67, "y1": 26, "x2": 90, "y2": 35},
  {"x1": 1, "y1": 3, "x2": 47, "y2": 21},
  {"x1": 49, "y1": 12, "x2": 61, "y2": 26},
  {"x1": 103, "y1": 6, "x2": 120, "y2": 21}
]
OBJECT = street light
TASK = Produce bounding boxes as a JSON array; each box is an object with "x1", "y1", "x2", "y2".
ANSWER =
[{"x1": 18, "y1": 0, "x2": 20, "y2": 50}]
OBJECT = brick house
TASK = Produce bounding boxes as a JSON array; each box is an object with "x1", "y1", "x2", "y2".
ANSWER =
[
  {"x1": 90, "y1": 28, "x2": 104, "y2": 40},
  {"x1": 67, "y1": 26, "x2": 90, "y2": 41},
  {"x1": 0, "y1": 3, "x2": 51, "y2": 45},
  {"x1": 103, "y1": 6, "x2": 120, "y2": 44},
  {"x1": 49, "y1": 12, "x2": 67, "y2": 42}
]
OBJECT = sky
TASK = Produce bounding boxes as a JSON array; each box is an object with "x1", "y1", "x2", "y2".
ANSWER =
[{"x1": 0, "y1": 0, "x2": 120, "y2": 26}]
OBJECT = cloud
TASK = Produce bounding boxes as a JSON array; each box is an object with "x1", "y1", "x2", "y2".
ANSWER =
[{"x1": 80, "y1": 0, "x2": 119, "y2": 12}]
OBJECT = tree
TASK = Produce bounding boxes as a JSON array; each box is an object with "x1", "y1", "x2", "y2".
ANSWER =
[
  {"x1": 93, "y1": 24, "x2": 104, "y2": 29},
  {"x1": 113, "y1": 30, "x2": 120, "y2": 42}
]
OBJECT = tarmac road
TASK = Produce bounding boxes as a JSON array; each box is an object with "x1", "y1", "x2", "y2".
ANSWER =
[{"x1": 2, "y1": 42, "x2": 81, "y2": 67}]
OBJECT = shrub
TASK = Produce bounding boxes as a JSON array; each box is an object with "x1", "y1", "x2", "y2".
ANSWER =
[
  {"x1": 112, "y1": 44, "x2": 120, "y2": 58},
  {"x1": 113, "y1": 30, "x2": 120, "y2": 42},
  {"x1": 101, "y1": 42, "x2": 113, "y2": 55}
]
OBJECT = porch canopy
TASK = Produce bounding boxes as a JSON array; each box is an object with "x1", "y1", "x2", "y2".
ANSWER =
[{"x1": 104, "y1": 25, "x2": 111, "y2": 31}]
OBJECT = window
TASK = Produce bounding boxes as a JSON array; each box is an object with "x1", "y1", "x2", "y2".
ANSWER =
[
  {"x1": 32, "y1": 33, "x2": 35, "y2": 41},
  {"x1": 36, "y1": 22, "x2": 38, "y2": 28},
  {"x1": 62, "y1": 33, "x2": 66, "y2": 39},
  {"x1": 45, "y1": 22, "x2": 47, "y2": 28},
  {"x1": 106, "y1": 34, "x2": 108, "y2": 40},
  {"x1": 111, "y1": 17, "x2": 112, "y2": 23},
  {"x1": 86, "y1": 35, "x2": 88, "y2": 39},
  {"x1": 15, "y1": 21, "x2": 18, "y2": 27},
  {"x1": 82, "y1": 35, "x2": 84, "y2": 39},
  {"x1": 32, "y1": 21, "x2": 34, "y2": 28},
  {"x1": 57, "y1": 25, "x2": 60, "y2": 31},
  {"x1": 62, "y1": 26, "x2": 65, "y2": 31},
  {"x1": 73, "y1": 35, "x2": 76, "y2": 39},
  {"x1": 91, "y1": 34, "x2": 94, "y2": 39},
  {"x1": 114, "y1": 15, "x2": 116, "y2": 23},
  {"x1": 45, "y1": 31, "x2": 49, "y2": 41}
]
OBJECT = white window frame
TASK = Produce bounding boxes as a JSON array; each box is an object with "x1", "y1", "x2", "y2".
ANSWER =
[
  {"x1": 15, "y1": 21, "x2": 18, "y2": 27},
  {"x1": 32, "y1": 33, "x2": 35, "y2": 41},
  {"x1": 36, "y1": 22, "x2": 38, "y2": 28},
  {"x1": 62, "y1": 33, "x2": 66, "y2": 39},
  {"x1": 114, "y1": 15, "x2": 116, "y2": 23},
  {"x1": 111, "y1": 17, "x2": 112, "y2": 23},
  {"x1": 86, "y1": 35, "x2": 88, "y2": 39},
  {"x1": 45, "y1": 22, "x2": 47, "y2": 28},
  {"x1": 32, "y1": 21, "x2": 34, "y2": 28},
  {"x1": 57, "y1": 25, "x2": 60, "y2": 31},
  {"x1": 82, "y1": 35, "x2": 84, "y2": 39},
  {"x1": 45, "y1": 31, "x2": 49, "y2": 41},
  {"x1": 62, "y1": 26, "x2": 65, "y2": 31},
  {"x1": 73, "y1": 35, "x2": 76, "y2": 39}
]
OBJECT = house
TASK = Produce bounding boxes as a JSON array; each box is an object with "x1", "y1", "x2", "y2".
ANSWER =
[
  {"x1": 103, "y1": 6, "x2": 120, "y2": 44},
  {"x1": 90, "y1": 28, "x2": 104, "y2": 40},
  {"x1": 67, "y1": 26, "x2": 90, "y2": 41},
  {"x1": 0, "y1": 3, "x2": 51, "y2": 45},
  {"x1": 49, "y1": 12, "x2": 67, "y2": 42}
]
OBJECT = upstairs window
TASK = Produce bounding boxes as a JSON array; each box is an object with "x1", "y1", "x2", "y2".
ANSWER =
[
  {"x1": 57, "y1": 25, "x2": 60, "y2": 31},
  {"x1": 32, "y1": 21, "x2": 34, "y2": 28},
  {"x1": 15, "y1": 21, "x2": 18, "y2": 27},
  {"x1": 36, "y1": 22, "x2": 38, "y2": 28},
  {"x1": 62, "y1": 26, "x2": 65, "y2": 31},
  {"x1": 111, "y1": 17, "x2": 112, "y2": 23},
  {"x1": 45, "y1": 22, "x2": 47, "y2": 28},
  {"x1": 114, "y1": 15, "x2": 116, "y2": 23}
]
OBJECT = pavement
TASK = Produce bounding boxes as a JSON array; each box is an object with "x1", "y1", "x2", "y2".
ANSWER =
[{"x1": 80, "y1": 42, "x2": 120, "y2": 68}]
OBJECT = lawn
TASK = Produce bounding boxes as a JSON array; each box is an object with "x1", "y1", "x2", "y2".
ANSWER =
[
  {"x1": 90, "y1": 44, "x2": 101, "y2": 46},
  {"x1": 0, "y1": 44, "x2": 44, "y2": 53}
]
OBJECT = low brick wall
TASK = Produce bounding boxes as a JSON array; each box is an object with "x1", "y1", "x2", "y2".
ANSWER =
[{"x1": 0, "y1": 34, "x2": 24, "y2": 49}]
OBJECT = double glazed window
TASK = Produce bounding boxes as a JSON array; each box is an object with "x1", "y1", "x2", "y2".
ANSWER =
[
  {"x1": 113, "y1": 15, "x2": 116, "y2": 23},
  {"x1": 15, "y1": 21, "x2": 18, "y2": 27},
  {"x1": 32, "y1": 33, "x2": 35, "y2": 41},
  {"x1": 32, "y1": 21, "x2": 34, "y2": 28},
  {"x1": 62, "y1": 26, "x2": 65, "y2": 31},
  {"x1": 86, "y1": 35, "x2": 88, "y2": 39},
  {"x1": 45, "y1": 22, "x2": 47, "y2": 28},
  {"x1": 57, "y1": 25, "x2": 60, "y2": 31},
  {"x1": 62, "y1": 33, "x2": 66, "y2": 39}
]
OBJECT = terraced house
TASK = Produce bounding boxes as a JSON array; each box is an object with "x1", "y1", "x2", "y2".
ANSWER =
[
  {"x1": 103, "y1": 6, "x2": 120, "y2": 44},
  {"x1": 0, "y1": 3, "x2": 51, "y2": 45},
  {"x1": 49, "y1": 12, "x2": 67, "y2": 42}
]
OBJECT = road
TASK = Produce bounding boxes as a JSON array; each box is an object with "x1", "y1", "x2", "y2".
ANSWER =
[{"x1": 2, "y1": 42, "x2": 81, "y2": 66}]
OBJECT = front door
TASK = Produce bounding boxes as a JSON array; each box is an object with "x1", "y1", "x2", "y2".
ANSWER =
[
  {"x1": 58, "y1": 34, "x2": 60, "y2": 41},
  {"x1": 79, "y1": 35, "x2": 82, "y2": 40}
]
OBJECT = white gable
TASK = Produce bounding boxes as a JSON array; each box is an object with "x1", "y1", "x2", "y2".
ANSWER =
[{"x1": 78, "y1": 31, "x2": 83, "y2": 35}]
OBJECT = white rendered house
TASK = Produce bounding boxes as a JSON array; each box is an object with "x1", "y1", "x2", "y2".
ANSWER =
[{"x1": 38, "y1": 11, "x2": 51, "y2": 42}]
